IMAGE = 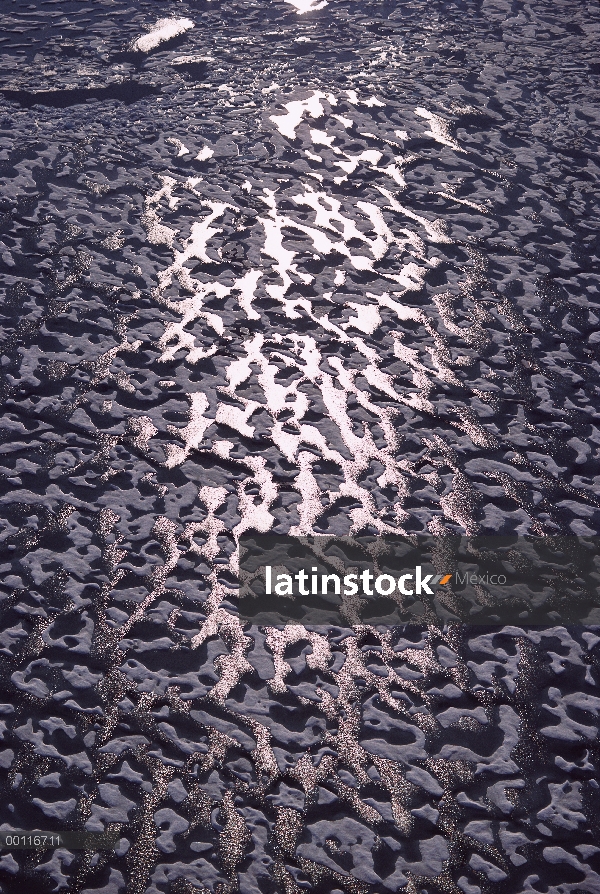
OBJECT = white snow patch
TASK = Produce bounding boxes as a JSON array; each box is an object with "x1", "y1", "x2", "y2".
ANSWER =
[
  {"x1": 164, "y1": 392, "x2": 211, "y2": 468},
  {"x1": 270, "y1": 92, "x2": 328, "y2": 140},
  {"x1": 344, "y1": 91, "x2": 384, "y2": 108},
  {"x1": 285, "y1": 0, "x2": 328, "y2": 13},
  {"x1": 382, "y1": 163, "x2": 406, "y2": 187},
  {"x1": 141, "y1": 208, "x2": 177, "y2": 247},
  {"x1": 172, "y1": 54, "x2": 214, "y2": 65},
  {"x1": 333, "y1": 114, "x2": 353, "y2": 129},
  {"x1": 133, "y1": 18, "x2": 194, "y2": 54},
  {"x1": 377, "y1": 186, "x2": 452, "y2": 244},
  {"x1": 415, "y1": 107, "x2": 462, "y2": 151},
  {"x1": 438, "y1": 186, "x2": 488, "y2": 213},
  {"x1": 335, "y1": 148, "x2": 382, "y2": 175},
  {"x1": 309, "y1": 128, "x2": 337, "y2": 148},
  {"x1": 196, "y1": 146, "x2": 214, "y2": 161},
  {"x1": 342, "y1": 301, "x2": 382, "y2": 335},
  {"x1": 185, "y1": 176, "x2": 203, "y2": 191},
  {"x1": 232, "y1": 269, "x2": 262, "y2": 320},
  {"x1": 167, "y1": 137, "x2": 190, "y2": 157}
]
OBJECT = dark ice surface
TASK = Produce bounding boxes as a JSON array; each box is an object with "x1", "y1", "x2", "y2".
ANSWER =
[{"x1": 0, "y1": 0, "x2": 599, "y2": 891}]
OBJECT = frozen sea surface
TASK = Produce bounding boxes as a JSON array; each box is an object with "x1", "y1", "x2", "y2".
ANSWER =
[{"x1": 0, "y1": 0, "x2": 599, "y2": 892}]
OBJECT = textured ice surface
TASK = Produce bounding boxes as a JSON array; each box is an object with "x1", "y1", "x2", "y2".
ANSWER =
[{"x1": 0, "y1": 0, "x2": 599, "y2": 892}]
